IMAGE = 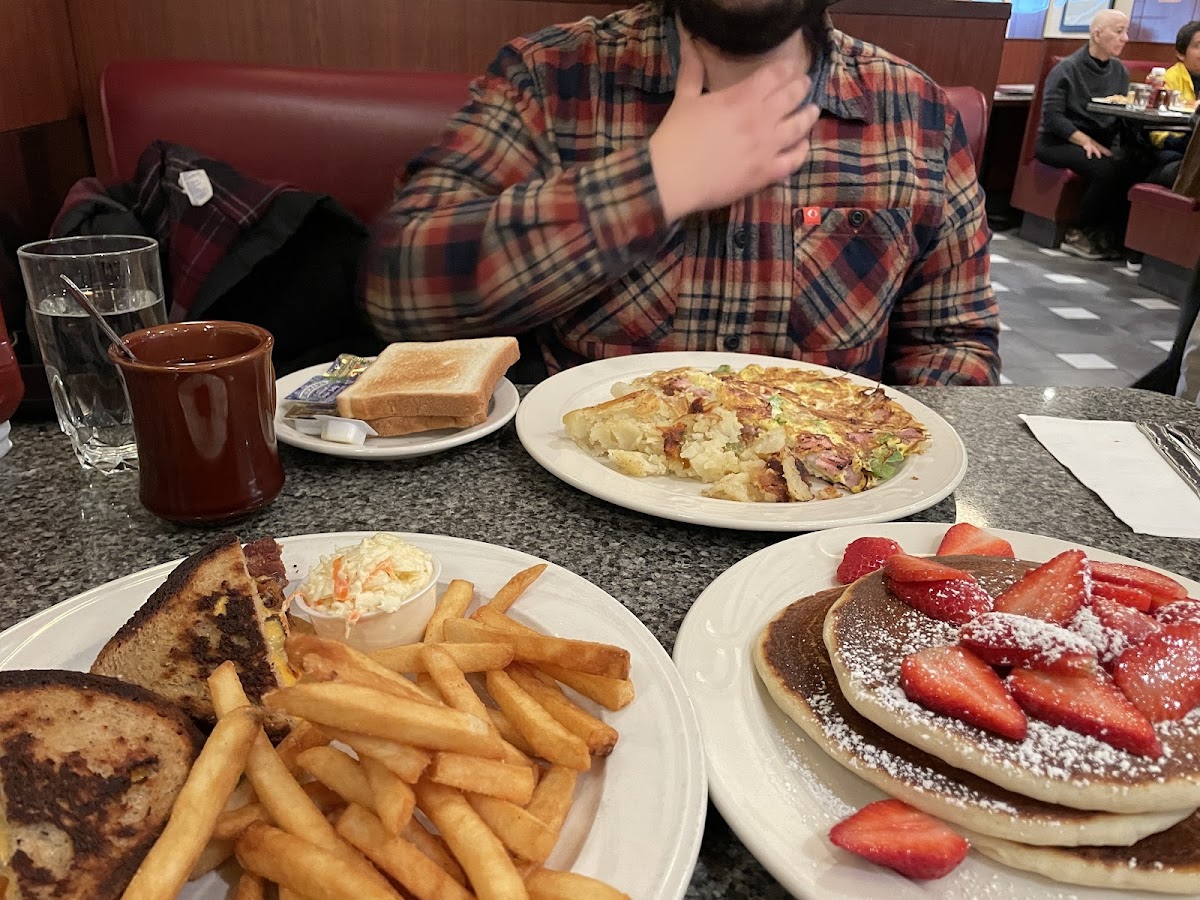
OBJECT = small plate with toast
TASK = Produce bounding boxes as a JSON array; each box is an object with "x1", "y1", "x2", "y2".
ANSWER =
[{"x1": 274, "y1": 343, "x2": 521, "y2": 459}]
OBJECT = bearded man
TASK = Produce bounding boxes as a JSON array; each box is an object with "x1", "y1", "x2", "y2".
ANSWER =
[{"x1": 365, "y1": 1, "x2": 999, "y2": 386}]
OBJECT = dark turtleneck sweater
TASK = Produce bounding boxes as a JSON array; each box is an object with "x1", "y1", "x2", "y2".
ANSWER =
[{"x1": 1037, "y1": 45, "x2": 1130, "y2": 147}]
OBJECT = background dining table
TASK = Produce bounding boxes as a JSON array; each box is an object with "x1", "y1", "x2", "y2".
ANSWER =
[{"x1": 2, "y1": 383, "x2": 1200, "y2": 899}]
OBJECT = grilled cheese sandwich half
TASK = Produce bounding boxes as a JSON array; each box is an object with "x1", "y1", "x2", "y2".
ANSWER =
[{"x1": 90, "y1": 534, "x2": 296, "y2": 739}]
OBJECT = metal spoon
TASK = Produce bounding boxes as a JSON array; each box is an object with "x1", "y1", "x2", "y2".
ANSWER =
[{"x1": 58, "y1": 274, "x2": 139, "y2": 362}]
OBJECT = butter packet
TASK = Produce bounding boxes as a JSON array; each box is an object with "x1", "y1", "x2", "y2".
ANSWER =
[{"x1": 283, "y1": 354, "x2": 377, "y2": 415}]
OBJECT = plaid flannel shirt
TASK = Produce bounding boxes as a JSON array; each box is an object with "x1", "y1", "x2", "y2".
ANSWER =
[{"x1": 366, "y1": 4, "x2": 999, "y2": 385}]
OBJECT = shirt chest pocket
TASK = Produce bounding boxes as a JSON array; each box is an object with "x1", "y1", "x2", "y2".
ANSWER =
[{"x1": 790, "y1": 207, "x2": 917, "y2": 351}]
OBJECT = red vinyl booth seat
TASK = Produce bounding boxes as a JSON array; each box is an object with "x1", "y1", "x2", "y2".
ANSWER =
[
  {"x1": 945, "y1": 86, "x2": 988, "y2": 165},
  {"x1": 102, "y1": 60, "x2": 990, "y2": 227},
  {"x1": 101, "y1": 60, "x2": 473, "y2": 224},
  {"x1": 1125, "y1": 183, "x2": 1200, "y2": 271},
  {"x1": 1011, "y1": 52, "x2": 1159, "y2": 243}
]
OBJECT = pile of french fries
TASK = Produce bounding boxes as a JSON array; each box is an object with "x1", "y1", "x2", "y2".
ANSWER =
[{"x1": 119, "y1": 564, "x2": 635, "y2": 900}]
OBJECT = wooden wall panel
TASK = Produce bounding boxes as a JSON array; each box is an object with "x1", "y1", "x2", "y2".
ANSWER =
[
  {"x1": 0, "y1": 0, "x2": 81, "y2": 132},
  {"x1": 998, "y1": 40, "x2": 1046, "y2": 85},
  {"x1": 66, "y1": 0, "x2": 1009, "y2": 178}
]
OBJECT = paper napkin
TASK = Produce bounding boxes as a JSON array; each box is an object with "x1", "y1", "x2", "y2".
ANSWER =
[{"x1": 1020, "y1": 415, "x2": 1200, "y2": 539}]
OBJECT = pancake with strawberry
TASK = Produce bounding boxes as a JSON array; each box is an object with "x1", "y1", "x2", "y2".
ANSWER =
[
  {"x1": 824, "y1": 552, "x2": 1200, "y2": 814},
  {"x1": 966, "y1": 810, "x2": 1200, "y2": 894},
  {"x1": 753, "y1": 586, "x2": 1193, "y2": 846}
]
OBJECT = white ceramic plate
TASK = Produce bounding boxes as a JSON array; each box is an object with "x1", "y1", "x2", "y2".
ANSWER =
[
  {"x1": 0, "y1": 532, "x2": 706, "y2": 900},
  {"x1": 516, "y1": 352, "x2": 967, "y2": 532},
  {"x1": 275, "y1": 363, "x2": 520, "y2": 459},
  {"x1": 672, "y1": 522, "x2": 1200, "y2": 900}
]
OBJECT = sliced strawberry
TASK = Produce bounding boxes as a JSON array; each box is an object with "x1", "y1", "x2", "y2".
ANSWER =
[
  {"x1": 1111, "y1": 621, "x2": 1200, "y2": 722},
  {"x1": 838, "y1": 537, "x2": 904, "y2": 585},
  {"x1": 1008, "y1": 668, "x2": 1162, "y2": 757},
  {"x1": 890, "y1": 578, "x2": 994, "y2": 625},
  {"x1": 959, "y1": 612, "x2": 1096, "y2": 676},
  {"x1": 829, "y1": 799, "x2": 970, "y2": 880},
  {"x1": 1157, "y1": 600, "x2": 1200, "y2": 626},
  {"x1": 1092, "y1": 580, "x2": 1153, "y2": 613},
  {"x1": 993, "y1": 550, "x2": 1089, "y2": 626},
  {"x1": 884, "y1": 554, "x2": 975, "y2": 584},
  {"x1": 1068, "y1": 606, "x2": 1130, "y2": 666},
  {"x1": 901, "y1": 646, "x2": 1027, "y2": 740},
  {"x1": 1090, "y1": 561, "x2": 1187, "y2": 611},
  {"x1": 936, "y1": 523, "x2": 1015, "y2": 558},
  {"x1": 1092, "y1": 595, "x2": 1162, "y2": 648}
]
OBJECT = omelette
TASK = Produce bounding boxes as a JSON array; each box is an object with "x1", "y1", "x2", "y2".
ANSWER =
[{"x1": 562, "y1": 365, "x2": 929, "y2": 502}]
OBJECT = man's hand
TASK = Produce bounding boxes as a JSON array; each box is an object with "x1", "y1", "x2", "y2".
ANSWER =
[
  {"x1": 649, "y1": 29, "x2": 821, "y2": 224},
  {"x1": 1072, "y1": 131, "x2": 1113, "y2": 160}
]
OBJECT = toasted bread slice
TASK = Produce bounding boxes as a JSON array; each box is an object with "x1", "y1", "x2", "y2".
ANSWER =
[
  {"x1": 367, "y1": 411, "x2": 487, "y2": 437},
  {"x1": 0, "y1": 670, "x2": 203, "y2": 899},
  {"x1": 335, "y1": 337, "x2": 519, "y2": 421},
  {"x1": 90, "y1": 534, "x2": 296, "y2": 739}
]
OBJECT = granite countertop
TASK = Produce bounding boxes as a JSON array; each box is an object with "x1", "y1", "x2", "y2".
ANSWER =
[{"x1": 2, "y1": 385, "x2": 1199, "y2": 898}]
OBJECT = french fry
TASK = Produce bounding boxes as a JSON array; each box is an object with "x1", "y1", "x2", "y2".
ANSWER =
[
  {"x1": 264, "y1": 682, "x2": 504, "y2": 759},
  {"x1": 233, "y1": 871, "x2": 267, "y2": 900},
  {"x1": 372, "y1": 641, "x2": 515, "y2": 673},
  {"x1": 213, "y1": 801, "x2": 269, "y2": 841},
  {"x1": 445, "y1": 616, "x2": 630, "y2": 680},
  {"x1": 465, "y1": 793, "x2": 557, "y2": 863},
  {"x1": 525, "y1": 868, "x2": 631, "y2": 900},
  {"x1": 461, "y1": 612, "x2": 634, "y2": 710},
  {"x1": 421, "y1": 645, "x2": 535, "y2": 769},
  {"x1": 478, "y1": 564, "x2": 547, "y2": 614},
  {"x1": 336, "y1": 804, "x2": 474, "y2": 900},
  {"x1": 526, "y1": 766, "x2": 578, "y2": 835},
  {"x1": 274, "y1": 720, "x2": 329, "y2": 775},
  {"x1": 224, "y1": 777, "x2": 256, "y2": 812},
  {"x1": 303, "y1": 779, "x2": 347, "y2": 813},
  {"x1": 297, "y1": 746, "x2": 375, "y2": 809},
  {"x1": 188, "y1": 839, "x2": 234, "y2": 881},
  {"x1": 122, "y1": 705, "x2": 261, "y2": 899},
  {"x1": 487, "y1": 707, "x2": 538, "y2": 758},
  {"x1": 507, "y1": 665, "x2": 618, "y2": 757},
  {"x1": 404, "y1": 818, "x2": 468, "y2": 887},
  {"x1": 209, "y1": 662, "x2": 343, "y2": 847},
  {"x1": 413, "y1": 779, "x2": 529, "y2": 900},
  {"x1": 486, "y1": 671, "x2": 590, "y2": 771},
  {"x1": 322, "y1": 727, "x2": 432, "y2": 783},
  {"x1": 289, "y1": 634, "x2": 435, "y2": 705},
  {"x1": 423, "y1": 578, "x2": 475, "y2": 642},
  {"x1": 533, "y1": 664, "x2": 634, "y2": 713},
  {"x1": 361, "y1": 756, "x2": 415, "y2": 834},
  {"x1": 428, "y1": 752, "x2": 536, "y2": 805},
  {"x1": 235, "y1": 821, "x2": 401, "y2": 900}
]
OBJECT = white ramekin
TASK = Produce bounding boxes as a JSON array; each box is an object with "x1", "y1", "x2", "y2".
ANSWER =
[{"x1": 290, "y1": 555, "x2": 441, "y2": 652}]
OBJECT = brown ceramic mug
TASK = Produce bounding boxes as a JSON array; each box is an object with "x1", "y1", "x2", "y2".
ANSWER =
[{"x1": 109, "y1": 321, "x2": 285, "y2": 524}]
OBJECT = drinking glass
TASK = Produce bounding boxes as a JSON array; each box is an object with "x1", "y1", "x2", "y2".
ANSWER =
[{"x1": 18, "y1": 235, "x2": 166, "y2": 473}]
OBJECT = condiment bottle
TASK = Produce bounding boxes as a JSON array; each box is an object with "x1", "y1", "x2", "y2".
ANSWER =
[{"x1": 1149, "y1": 67, "x2": 1168, "y2": 110}]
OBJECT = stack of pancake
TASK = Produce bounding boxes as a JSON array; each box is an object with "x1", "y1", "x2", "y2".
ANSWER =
[{"x1": 753, "y1": 555, "x2": 1200, "y2": 894}]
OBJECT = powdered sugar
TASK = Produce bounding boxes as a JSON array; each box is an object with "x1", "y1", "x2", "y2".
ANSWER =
[
  {"x1": 961, "y1": 612, "x2": 1095, "y2": 665},
  {"x1": 1069, "y1": 606, "x2": 1130, "y2": 665},
  {"x1": 831, "y1": 579, "x2": 1200, "y2": 785}
]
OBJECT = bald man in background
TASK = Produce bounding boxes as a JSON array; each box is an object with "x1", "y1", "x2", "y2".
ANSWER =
[{"x1": 1035, "y1": 10, "x2": 1144, "y2": 262}]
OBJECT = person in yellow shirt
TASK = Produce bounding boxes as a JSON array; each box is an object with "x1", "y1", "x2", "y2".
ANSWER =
[{"x1": 1149, "y1": 22, "x2": 1199, "y2": 165}]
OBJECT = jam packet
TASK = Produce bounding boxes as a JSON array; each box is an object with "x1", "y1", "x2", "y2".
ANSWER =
[{"x1": 283, "y1": 354, "x2": 376, "y2": 419}]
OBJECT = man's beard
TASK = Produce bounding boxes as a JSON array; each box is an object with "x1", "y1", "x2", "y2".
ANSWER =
[{"x1": 668, "y1": 0, "x2": 839, "y2": 58}]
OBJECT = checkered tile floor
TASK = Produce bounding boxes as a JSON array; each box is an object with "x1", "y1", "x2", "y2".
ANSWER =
[{"x1": 990, "y1": 231, "x2": 1181, "y2": 387}]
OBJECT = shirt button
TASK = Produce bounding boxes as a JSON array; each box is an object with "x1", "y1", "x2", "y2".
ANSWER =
[
  {"x1": 732, "y1": 228, "x2": 748, "y2": 249},
  {"x1": 849, "y1": 210, "x2": 867, "y2": 227},
  {"x1": 723, "y1": 335, "x2": 741, "y2": 351}
]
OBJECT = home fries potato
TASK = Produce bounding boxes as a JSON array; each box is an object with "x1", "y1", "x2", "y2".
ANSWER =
[
  {"x1": 130, "y1": 564, "x2": 633, "y2": 899},
  {"x1": 564, "y1": 364, "x2": 929, "y2": 502}
]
